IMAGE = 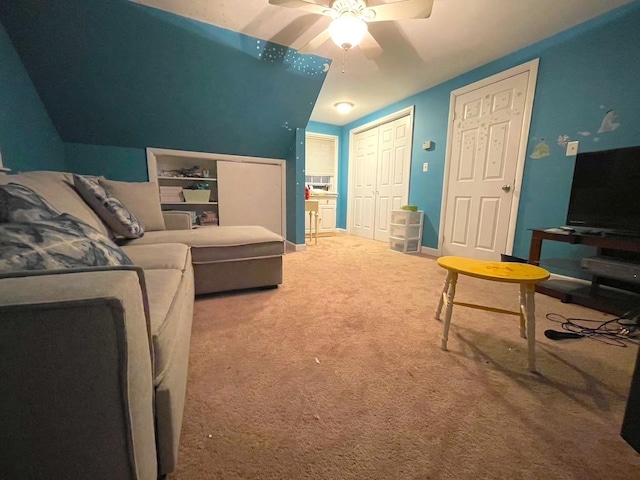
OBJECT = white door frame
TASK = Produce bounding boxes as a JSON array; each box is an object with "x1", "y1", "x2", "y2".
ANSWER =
[
  {"x1": 347, "y1": 106, "x2": 415, "y2": 235},
  {"x1": 438, "y1": 59, "x2": 539, "y2": 256}
]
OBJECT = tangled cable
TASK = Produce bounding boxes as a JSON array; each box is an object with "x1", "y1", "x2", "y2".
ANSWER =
[{"x1": 545, "y1": 312, "x2": 640, "y2": 347}]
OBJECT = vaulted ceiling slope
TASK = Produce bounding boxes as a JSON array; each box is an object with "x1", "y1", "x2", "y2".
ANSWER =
[{"x1": 0, "y1": 0, "x2": 329, "y2": 159}]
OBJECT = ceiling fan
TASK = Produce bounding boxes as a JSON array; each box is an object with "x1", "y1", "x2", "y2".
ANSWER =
[{"x1": 268, "y1": 0, "x2": 434, "y2": 59}]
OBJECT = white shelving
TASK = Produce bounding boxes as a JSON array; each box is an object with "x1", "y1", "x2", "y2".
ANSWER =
[
  {"x1": 161, "y1": 201, "x2": 219, "y2": 205},
  {"x1": 147, "y1": 147, "x2": 286, "y2": 235},
  {"x1": 157, "y1": 176, "x2": 218, "y2": 182},
  {"x1": 389, "y1": 210, "x2": 424, "y2": 254}
]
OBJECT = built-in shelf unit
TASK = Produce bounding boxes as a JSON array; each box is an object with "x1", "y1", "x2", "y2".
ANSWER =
[{"x1": 147, "y1": 147, "x2": 286, "y2": 235}]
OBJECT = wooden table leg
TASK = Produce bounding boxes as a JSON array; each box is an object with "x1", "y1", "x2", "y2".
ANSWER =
[
  {"x1": 435, "y1": 274, "x2": 451, "y2": 321},
  {"x1": 441, "y1": 271, "x2": 458, "y2": 351},
  {"x1": 314, "y1": 211, "x2": 318, "y2": 245},
  {"x1": 518, "y1": 284, "x2": 527, "y2": 339},
  {"x1": 525, "y1": 284, "x2": 537, "y2": 372},
  {"x1": 528, "y1": 231, "x2": 543, "y2": 266}
]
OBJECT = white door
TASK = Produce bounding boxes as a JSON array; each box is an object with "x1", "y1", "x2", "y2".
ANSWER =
[
  {"x1": 351, "y1": 127, "x2": 379, "y2": 240},
  {"x1": 443, "y1": 71, "x2": 530, "y2": 260},
  {"x1": 217, "y1": 161, "x2": 283, "y2": 235},
  {"x1": 375, "y1": 115, "x2": 412, "y2": 242}
]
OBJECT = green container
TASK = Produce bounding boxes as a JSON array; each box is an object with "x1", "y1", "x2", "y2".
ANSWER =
[{"x1": 400, "y1": 205, "x2": 418, "y2": 212}]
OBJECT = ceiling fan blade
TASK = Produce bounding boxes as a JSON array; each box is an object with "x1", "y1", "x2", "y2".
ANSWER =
[
  {"x1": 367, "y1": 0, "x2": 434, "y2": 22},
  {"x1": 298, "y1": 28, "x2": 332, "y2": 54},
  {"x1": 268, "y1": 0, "x2": 330, "y2": 16},
  {"x1": 359, "y1": 31, "x2": 383, "y2": 60},
  {"x1": 270, "y1": 14, "x2": 328, "y2": 47}
]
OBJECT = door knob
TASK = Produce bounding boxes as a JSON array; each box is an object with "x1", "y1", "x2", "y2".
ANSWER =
[{"x1": 502, "y1": 184, "x2": 511, "y2": 192}]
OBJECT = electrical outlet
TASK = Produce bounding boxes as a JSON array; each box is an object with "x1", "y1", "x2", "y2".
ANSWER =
[
  {"x1": 566, "y1": 141, "x2": 579, "y2": 156},
  {"x1": 422, "y1": 162, "x2": 429, "y2": 173}
]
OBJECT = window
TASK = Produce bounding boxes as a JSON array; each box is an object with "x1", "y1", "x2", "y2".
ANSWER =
[{"x1": 305, "y1": 132, "x2": 338, "y2": 192}]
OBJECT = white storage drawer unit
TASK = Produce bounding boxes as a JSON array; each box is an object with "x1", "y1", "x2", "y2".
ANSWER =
[{"x1": 389, "y1": 210, "x2": 424, "y2": 253}]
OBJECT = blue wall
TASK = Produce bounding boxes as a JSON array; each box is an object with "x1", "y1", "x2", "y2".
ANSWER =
[
  {"x1": 0, "y1": 0, "x2": 330, "y2": 242},
  {"x1": 65, "y1": 143, "x2": 148, "y2": 182},
  {"x1": 286, "y1": 129, "x2": 307, "y2": 244},
  {"x1": 0, "y1": 0, "x2": 328, "y2": 163},
  {"x1": 336, "y1": 1, "x2": 640, "y2": 263},
  {"x1": 307, "y1": 122, "x2": 342, "y2": 137},
  {"x1": 0, "y1": 21, "x2": 65, "y2": 173}
]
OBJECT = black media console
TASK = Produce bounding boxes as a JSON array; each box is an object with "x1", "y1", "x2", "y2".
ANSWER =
[{"x1": 528, "y1": 229, "x2": 640, "y2": 316}]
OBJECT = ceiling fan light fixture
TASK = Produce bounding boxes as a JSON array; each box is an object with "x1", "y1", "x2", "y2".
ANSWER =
[
  {"x1": 328, "y1": 13, "x2": 368, "y2": 50},
  {"x1": 335, "y1": 102, "x2": 354, "y2": 114}
]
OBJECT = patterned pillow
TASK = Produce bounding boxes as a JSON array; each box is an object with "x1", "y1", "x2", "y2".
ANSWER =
[
  {"x1": 73, "y1": 174, "x2": 145, "y2": 239},
  {"x1": 0, "y1": 183, "x2": 59, "y2": 223},
  {"x1": 0, "y1": 214, "x2": 133, "y2": 272}
]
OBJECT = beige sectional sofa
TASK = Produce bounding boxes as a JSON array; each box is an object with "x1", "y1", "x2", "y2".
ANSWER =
[{"x1": 0, "y1": 171, "x2": 285, "y2": 478}]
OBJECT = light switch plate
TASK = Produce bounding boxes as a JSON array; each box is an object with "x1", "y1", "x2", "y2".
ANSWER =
[
  {"x1": 422, "y1": 162, "x2": 429, "y2": 172},
  {"x1": 566, "y1": 141, "x2": 579, "y2": 156}
]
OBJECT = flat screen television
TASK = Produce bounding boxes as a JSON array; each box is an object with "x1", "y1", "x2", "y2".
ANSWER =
[{"x1": 566, "y1": 146, "x2": 640, "y2": 236}]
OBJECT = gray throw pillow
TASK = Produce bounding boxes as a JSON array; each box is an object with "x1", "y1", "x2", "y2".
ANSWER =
[
  {"x1": 0, "y1": 183, "x2": 59, "y2": 223},
  {"x1": 0, "y1": 214, "x2": 133, "y2": 271},
  {"x1": 99, "y1": 178, "x2": 166, "y2": 232},
  {"x1": 73, "y1": 174, "x2": 145, "y2": 239}
]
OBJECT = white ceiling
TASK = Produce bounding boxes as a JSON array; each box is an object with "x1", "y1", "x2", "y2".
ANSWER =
[{"x1": 131, "y1": 0, "x2": 633, "y2": 126}]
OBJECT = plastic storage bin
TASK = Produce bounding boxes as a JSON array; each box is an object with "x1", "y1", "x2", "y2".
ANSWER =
[{"x1": 389, "y1": 210, "x2": 424, "y2": 253}]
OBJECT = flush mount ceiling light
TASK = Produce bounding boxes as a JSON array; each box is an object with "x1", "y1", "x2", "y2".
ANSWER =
[
  {"x1": 328, "y1": 12, "x2": 368, "y2": 51},
  {"x1": 335, "y1": 102, "x2": 354, "y2": 114}
]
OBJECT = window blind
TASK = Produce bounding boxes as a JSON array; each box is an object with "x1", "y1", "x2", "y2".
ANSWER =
[{"x1": 306, "y1": 136, "x2": 336, "y2": 176}]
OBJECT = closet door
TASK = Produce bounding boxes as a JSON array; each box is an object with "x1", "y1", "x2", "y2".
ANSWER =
[
  {"x1": 217, "y1": 161, "x2": 283, "y2": 235},
  {"x1": 374, "y1": 116, "x2": 412, "y2": 242}
]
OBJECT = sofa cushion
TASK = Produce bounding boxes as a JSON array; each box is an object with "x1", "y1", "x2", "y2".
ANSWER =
[
  {"x1": 121, "y1": 244, "x2": 190, "y2": 271},
  {"x1": 0, "y1": 215, "x2": 133, "y2": 271},
  {"x1": 122, "y1": 226, "x2": 284, "y2": 263},
  {"x1": 73, "y1": 174, "x2": 145, "y2": 239},
  {"x1": 100, "y1": 179, "x2": 166, "y2": 232},
  {"x1": 0, "y1": 183, "x2": 59, "y2": 223},
  {"x1": 0, "y1": 171, "x2": 113, "y2": 239}
]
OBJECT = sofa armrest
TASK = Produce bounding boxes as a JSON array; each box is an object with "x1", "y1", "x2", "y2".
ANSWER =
[
  {"x1": 0, "y1": 269, "x2": 157, "y2": 479},
  {"x1": 163, "y1": 211, "x2": 192, "y2": 230}
]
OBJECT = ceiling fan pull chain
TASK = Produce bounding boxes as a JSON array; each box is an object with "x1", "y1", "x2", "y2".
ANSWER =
[{"x1": 342, "y1": 47, "x2": 347, "y2": 74}]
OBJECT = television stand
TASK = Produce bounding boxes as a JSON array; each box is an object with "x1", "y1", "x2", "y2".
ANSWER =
[
  {"x1": 603, "y1": 229, "x2": 640, "y2": 238},
  {"x1": 528, "y1": 229, "x2": 640, "y2": 316}
]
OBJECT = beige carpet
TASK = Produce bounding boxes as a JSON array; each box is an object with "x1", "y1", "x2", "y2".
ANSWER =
[{"x1": 174, "y1": 234, "x2": 640, "y2": 479}]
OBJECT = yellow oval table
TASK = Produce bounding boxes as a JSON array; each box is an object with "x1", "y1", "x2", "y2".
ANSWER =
[{"x1": 435, "y1": 256, "x2": 550, "y2": 372}]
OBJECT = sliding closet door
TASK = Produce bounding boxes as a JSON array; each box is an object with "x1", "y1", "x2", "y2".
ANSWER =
[
  {"x1": 350, "y1": 113, "x2": 413, "y2": 242},
  {"x1": 217, "y1": 161, "x2": 283, "y2": 235},
  {"x1": 374, "y1": 115, "x2": 411, "y2": 242}
]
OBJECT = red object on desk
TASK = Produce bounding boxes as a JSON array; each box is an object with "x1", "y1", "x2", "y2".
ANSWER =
[{"x1": 305, "y1": 186, "x2": 310, "y2": 200}]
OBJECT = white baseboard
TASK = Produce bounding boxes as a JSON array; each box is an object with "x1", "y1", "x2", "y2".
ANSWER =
[
  {"x1": 286, "y1": 240, "x2": 306, "y2": 252},
  {"x1": 421, "y1": 246, "x2": 440, "y2": 257},
  {"x1": 336, "y1": 228, "x2": 347, "y2": 233}
]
